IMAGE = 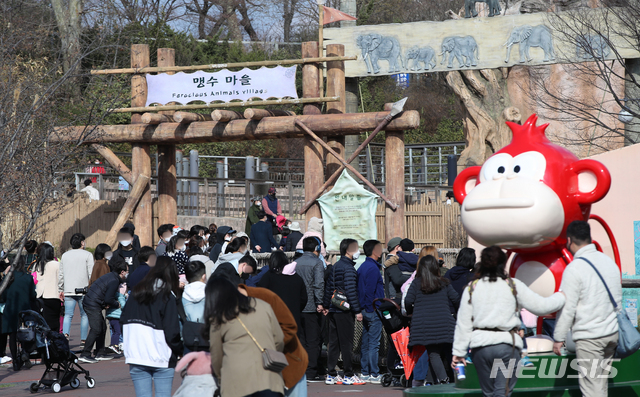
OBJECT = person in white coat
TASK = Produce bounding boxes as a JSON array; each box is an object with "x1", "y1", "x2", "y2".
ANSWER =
[
  {"x1": 452, "y1": 246, "x2": 565, "y2": 396},
  {"x1": 553, "y1": 221, "x2": 621, "y2": 397}
]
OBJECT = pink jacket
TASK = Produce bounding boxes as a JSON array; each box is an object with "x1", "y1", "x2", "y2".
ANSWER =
[{"x1": 295, "y1": 231, "x2": 326, "y2": 256}]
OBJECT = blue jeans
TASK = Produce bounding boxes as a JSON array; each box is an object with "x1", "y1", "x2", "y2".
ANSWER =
[
  {"x1": 284, "y1": 374, "x2": 307, "y2": 397},
  {"x1": 360, "y1": 311, "x2": 382, "y2": 376},
  {"x1": 63, "y1": 296, "x2": 88, "y2": 340},
  {"x1": 129, "y1": 365, "x2": 175, "y2": 397},
  {"x1": 413, "y1": 348, "x2": 430, "y2": 381}
]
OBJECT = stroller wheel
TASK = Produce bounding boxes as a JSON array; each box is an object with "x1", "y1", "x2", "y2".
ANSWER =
[
  {"x1": 29, "y1": 382, "x2": 39, "y2": 393},
  {"x1": 400, "y1": 374, "x2": 408, "y2": 388},
  {"x1": 52, "y1": 382, "x2": 61, "y2": 393},
  {"x1": 382, "y1": 373, "x2": 393, "y2": 387},
  {"x1": 70, "y1": 377, "x2": 80, "y2": 389},
  {"x1": 86, "y1": 377, "x2": 96, "y2": 389}
]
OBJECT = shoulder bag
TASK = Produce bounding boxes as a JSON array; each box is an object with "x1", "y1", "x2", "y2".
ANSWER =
[
  {"x1": 330, "y1": 263, "x2": 351, "y2": 311},
  {"x1": 578, "y1": 257, "x2": 640, "y2": 358},
  {"x1": 237, "y1": 317, "x2": 288, "y2": 372}
]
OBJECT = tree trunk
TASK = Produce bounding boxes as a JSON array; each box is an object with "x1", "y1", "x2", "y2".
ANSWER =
[
  {"x1": 283, "y1": 0, "x2": 297, "y2": 43},
  {"x1": 51, "y1": 0, "x2": 82, "y2": 74},
  {"x1": 447, "y1": 68, "x2": 522, "y2": 171}
]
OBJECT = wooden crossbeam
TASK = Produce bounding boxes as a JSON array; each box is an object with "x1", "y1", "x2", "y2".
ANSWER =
[
  {"x1": 212, "y1": 110, "x2": 244, "y2": 122},
  {"x1": 53, "y1": 111, "x2": 420, "y2": 144},
  {"x1": 110, "y1": 96, "x2": 340, "y2": 113},
  {"x1": 174, "y1": 112, "x2": 212, "y2": 124},
  {"x1": 141, "y1": 113, "x2": 173, "y2": 124},
  {"x1": 90, "y1": 144, "x2": 133, "y2": 185},
  {"x1": 105, "y1": 174, "x2": 149, "y2": 249},
  {"x1": 91, "y1": 55, "x2": 357, "y2": 75},
  {"x1": 298, "y1": 112, "x2": 401, "y2": 214},
  {"x1": 295, "y1": 120, "x2": 398, "y2": 210},
  {"x1": 244, "y1": 108, "x2": 295, "y2": 120}
]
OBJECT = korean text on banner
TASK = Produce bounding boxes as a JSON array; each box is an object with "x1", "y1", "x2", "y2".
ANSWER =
[
  {"x1": 317, "y1": 170, "x2": 378, "y2": 252},
  {"x1": 145, "y1": 66, "x2": 298, "y2": 106}
]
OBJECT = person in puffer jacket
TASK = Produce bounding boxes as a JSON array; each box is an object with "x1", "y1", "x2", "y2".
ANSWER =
[
  {"x1": 121, "y1": 257, "x2": 183, "y2": 397},
  {"x1": 322, "y1": 239, "x2": 365, "y2": 386},
  {"x1": 383, "y1": 237, "x2": 409, "y2": 299},
  {"x1": 444, "y1": 247, "x2": 476, "y2": 297}
]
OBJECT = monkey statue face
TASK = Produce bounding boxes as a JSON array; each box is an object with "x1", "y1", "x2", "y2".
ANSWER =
[{"x1": 454, "y1": 114, "x2": 611, "y2": 253}]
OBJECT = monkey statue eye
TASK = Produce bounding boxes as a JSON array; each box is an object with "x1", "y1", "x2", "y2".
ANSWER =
[
  {"x1": 481, "y1": 153, "x2": 512, "y2": 182},
  {"x1": 511, "y1": 152, "x2": 546, "y2": 181}
]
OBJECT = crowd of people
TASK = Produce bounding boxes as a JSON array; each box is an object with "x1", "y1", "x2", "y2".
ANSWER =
[{"x1": 0, "y1": 212, "x2": 623, "y2": 397}]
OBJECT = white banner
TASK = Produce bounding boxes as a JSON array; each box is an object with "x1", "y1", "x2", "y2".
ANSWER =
[
  {"x1": 145, "y1": 66, "x2": 298, "y2": 106},
  {"x1": 317, "y1": 170, "x2": 378, "y2": 251}
]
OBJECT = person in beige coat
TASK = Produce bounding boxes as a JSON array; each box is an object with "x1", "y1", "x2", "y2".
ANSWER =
[
  {"x1": 207, "y1": 277, "x2": 285, "y2": 397},
  {"x1": 35, "y1": 244, "x2": 62, "y2": 332}
]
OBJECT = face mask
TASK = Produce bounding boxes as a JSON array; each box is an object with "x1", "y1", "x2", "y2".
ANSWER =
[
  {"x1": 351, "y1": 251, "x2": 360, "y2": 260},
  {"x1": 164, "y1": 237, "x2": 171, "y2": 243},
  {"x1": 225, "y1": 237, "x2": 232, "y2": 242},
  {"x1": 180, "y1": 245, "x2": 187, "y2": 252},
  {"x1": 105, "y1": 254, "x2": 113, "y2": 261},
  {"x1": 205, "y1": 234, "x2": 210, "y2": 241},
  {"x1": 255, "y1": 202, "x2": 261, "y2": 206},
  {"x1": 242, "y1": 248, "x2": 248, "y2": 255},
  {"x1": 120, "y1": 240, "x2": 132, "y2": 247}
]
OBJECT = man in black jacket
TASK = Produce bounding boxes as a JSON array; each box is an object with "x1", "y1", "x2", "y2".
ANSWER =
[
  {"x1": 112, "y1": 228, "x2": 140, "y2": 273},
  {"x1": 208, "y1": 226, "x2": 236, "y2": 262},
  {"x1": 322, "y1": 239, "x2": 364, "y2": 386},
  {"x1": 79, "y1": 260, "x2": 128, "y2": 363},
  {"x1": 249, "y1": 211, "x2": 278, "y2": 253}
]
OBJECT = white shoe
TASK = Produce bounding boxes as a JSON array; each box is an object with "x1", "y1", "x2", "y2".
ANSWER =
[{"x1": 0, "y1": 356, "x2": 12, "y2": 364}]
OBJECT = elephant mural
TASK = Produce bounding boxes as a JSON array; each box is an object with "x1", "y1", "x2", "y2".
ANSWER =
[
  {"x1": 576, "y1": 34, "x2": 611, "y2": 59},
  {"x1": 356, "y1": 34, "x2": 404, "y2": 74},
  {"x1": 405, "y1": 46, "x2": 437, "y2": 71},
  {"x1": 504, "y1": 25, "x2": 555, "y2": 63},
  {"x1": 440, "y1": 36, "x2": 479, "y2": 68},
  {"x1": 464, "y1": 0, "x2": 501, "y2": 17}
]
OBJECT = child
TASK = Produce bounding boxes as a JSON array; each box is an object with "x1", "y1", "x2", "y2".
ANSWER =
[{"x1": 106, "y1": 283, "x2": 127, "y2": 355}]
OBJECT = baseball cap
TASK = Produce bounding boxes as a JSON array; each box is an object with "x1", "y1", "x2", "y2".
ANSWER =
[{"x1": 387, "y1": 237, "x2": 402, "y2": 251}]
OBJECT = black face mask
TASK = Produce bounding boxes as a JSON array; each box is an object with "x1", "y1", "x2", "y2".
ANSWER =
[{"x1": 240, "y1": 273, "x2": 250, "y2": 281}]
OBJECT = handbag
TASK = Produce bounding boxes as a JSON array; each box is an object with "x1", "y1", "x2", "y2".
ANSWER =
[
  {"x1": 330, "y1": 264, "x2": 351, "y2": 311},
  {"x1": 237, "y1": 317, "x2": 288, "y2": 372},
  {"x1": 578, "y1": 257, "x2": 640, "y2": 358}
]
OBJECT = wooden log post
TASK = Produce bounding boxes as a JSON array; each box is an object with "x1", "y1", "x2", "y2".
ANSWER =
[
  {"x1": 157, "y1": 48, "x2": 178, "y2": 227},
  {"x1": 105, "y1": 175, "x2": 150, "y2": 249},
  {"x1": 302, "y1": 41, "x2": 324, "y2": 225},
  {"x1": 174, "y1": 111, "x2": 212, "y2": 124},
  {"x1": 141, "y1": 113, "x2": 173, "y2": 124},
  {"x1": 385, "y1": 129, "x2": 405, "y2": 244},
  {"x1": 131, "y1": 44, "x2": 153, "y2": 246},
  {"x1": 90, "y1": 144, "x2": 133, "y2": 185},
  {"x1": 324, "y1": 44, "x2": 346, "y2": 187},
  {"x1": 211, "y1": 110, "x2": 244, "y2": 122},
  {"x1": 243, "y1": 108, "x2": 296, "y2": 120}
]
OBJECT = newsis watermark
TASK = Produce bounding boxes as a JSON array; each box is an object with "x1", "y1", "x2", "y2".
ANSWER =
[{"x1": 490, "y1": 358, "x2": 620, "y2": 379}]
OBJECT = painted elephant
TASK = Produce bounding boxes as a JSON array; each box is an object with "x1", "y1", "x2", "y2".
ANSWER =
[
  {"x1": 504, "y1": 25, "x2": 555, "y2": 63},
  {"x1": 405, "y1": 46, "x2": 437, "y2": 71},
  {"x1": 356, "y1": 34, "x2": 404, "y2": 74},
  {"x1": 576, "y1": 34, "x2": 610, "y2": 59},
  {"x1": 464, "y1": 0, "x2": 501, "y2": 17},
  {"x1": 440, "y1": 36, "x2": 479, "y2": 68}
]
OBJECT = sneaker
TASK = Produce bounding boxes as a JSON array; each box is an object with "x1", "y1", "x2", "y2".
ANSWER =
[
  {"x1": 95, "y1": 355, "x2": 114, "y2": 361},
  {"x1": 107, "y1": 345, "x2": 121, "y2": 355},
  {"x1": 0, "y1": 356, "x2": 12, "y2": 364},
  {"x1": 369, "y1": 375, "x2": 382, "y2": 384},
  {"x1": 343, "y1": 376, "x2": 366, "y2": 385},
  {"x1": 520, "y1": 356, "x2": 534, "y2": 367},
  {"x1": 360, "y1": 375, "x2": 371, "y2": 382},
  {"x1": 412, "y1": 379, "x2": 425, "y2": 388},
  {"x1": 78, "y1": 356, "x2": 98, "y2": 364},
  {"x1": 325, "y1": 375, "x2": 343, "y2": 385}
]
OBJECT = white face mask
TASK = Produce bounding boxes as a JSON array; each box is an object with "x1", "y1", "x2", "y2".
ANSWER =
[
  {"x1": 255, "y1": 202, "x2": 261, "y2": 206},
  {"x1": 351, "y1": 251, "x2": 360, "y2": 260},
  {"x1": 180, "y1": 245, "x2": 187, "y2": 252},
  {"x1": 224, "y1": 236, "x2": 232, "y2": 242},
  {"x1": 105, "y1": 254, "x2": 113, "y2": 261},
  {"x1": 120, "y1": 240, "x2": 132, "y2": 247},
  {"x1": 164, "y1": 237, "x2": 171, "y2": 243}
]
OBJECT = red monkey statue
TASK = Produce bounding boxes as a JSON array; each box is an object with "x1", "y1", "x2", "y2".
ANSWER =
[{"x1": 453, "y1": 114, "x2": 618, "y2": 298}]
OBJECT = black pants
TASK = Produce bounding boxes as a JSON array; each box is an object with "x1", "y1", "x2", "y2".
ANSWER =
[
  {"x1": 82, "y1": 304, "x2": 105, "y2": 357},
  {"x1": 42, "y1": 299, "x2": 61, "y2": 333},
  {"x1": 425, "y1": 343, "x2": 452, "y2": 383},
  {"x1": 300, "y1": 312, "x2": 322, "y2": 377},
  {"x1": 327, "y1": 311, "x2": 355, "y2": 377},
  {"x1": 7, "y1": 332, "x2": 17, "y2": 363}
]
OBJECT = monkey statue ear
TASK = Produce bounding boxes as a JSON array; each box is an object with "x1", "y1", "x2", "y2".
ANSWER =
[
  {"x1": 453, "y1": 166, "x2": 481, "y2": 204},
  {"x1": 568, "y1": 159, "x2": 611, "y2": 204}
]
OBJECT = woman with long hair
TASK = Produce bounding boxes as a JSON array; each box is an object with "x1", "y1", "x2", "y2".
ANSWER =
[
  {"x1": 120, "y1": 257, "x2": 183, "y2": 397},
  {"x1": 35, "y1": 244, "x2": 62, "y2": 332},
  {"x1": 213, "y1": 236, "x2": 249, "y2": 273},
  {"x1": 164, "y1": 235, "x2": 188, "y2": 275},
  {"x1": 257, "y1": 251, "x2": 307, "y2": 336},
  {"x1": 451, "y1": 246, "x2": 565, "y2": 396},
  {"x1": 444, "y1": 247, "x2": 476, "y2": 296},
  {"x1": 90, "y1": 243, "x2": 112, "y2": 286},
  {"x1": 206, "y1": 276, "x2": 285, "y2": 397}
]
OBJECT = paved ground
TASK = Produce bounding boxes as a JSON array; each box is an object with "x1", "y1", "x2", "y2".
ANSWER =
[{"x1": 0, "y1": 309, "x2": 405, "y2": 396}]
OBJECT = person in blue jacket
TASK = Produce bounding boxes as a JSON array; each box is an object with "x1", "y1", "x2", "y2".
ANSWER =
[
  {"x1": 249, "y1": 211, "x2": 278, "y2": 253},
  {"x1": 357, "y1": 240, "x2": 385, "y2": 384}
]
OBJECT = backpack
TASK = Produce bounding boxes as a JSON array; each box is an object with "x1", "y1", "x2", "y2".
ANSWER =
[{"x1": 177, "y1": 299, "x2": 209, "y2": 352}]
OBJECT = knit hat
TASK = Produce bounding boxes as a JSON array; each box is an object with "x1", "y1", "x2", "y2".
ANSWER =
[
  {"x1": 308, "y1": 217, "x2": 324, "y2": 233},
  {"x1": 400, "y1": 238, "x2": 415, "y2": 252},
  {"x1": 387, "y1": 237, "x2": 402, "y2": 251},
  {"x1": 268, "y1": 187, "x2": 277, "y2": 194}
]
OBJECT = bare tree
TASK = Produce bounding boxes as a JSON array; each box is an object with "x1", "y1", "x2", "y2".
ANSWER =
[{"x1": 0, "y1": 1, "x2": 126, "y2": 295}]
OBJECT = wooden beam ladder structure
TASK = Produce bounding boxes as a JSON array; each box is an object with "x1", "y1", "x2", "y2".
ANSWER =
[{"x1": 57, "y1": 42, "x2": 419, "y2": 247}]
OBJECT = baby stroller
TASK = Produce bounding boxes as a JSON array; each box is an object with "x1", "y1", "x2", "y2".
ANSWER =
[
  {"x1": 373, "y1": 298, "x2": 410, "y2": 387},
  {"x1": 17, "y1": 310, "x2": 96, "y2": 393}
]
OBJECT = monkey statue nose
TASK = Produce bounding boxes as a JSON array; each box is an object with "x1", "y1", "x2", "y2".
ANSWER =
[{"x1": 492, "y1": 173, "x2": 505, "y2": 180}]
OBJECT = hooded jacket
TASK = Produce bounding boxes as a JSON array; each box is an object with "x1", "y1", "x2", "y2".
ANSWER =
[
  {"x1": 397, "y1": 251, "x2": 418, "y2": 273},
  {"x1": 213, "y1": 251, "x2": 245, "y2": 273},
  {"x1": 121, "y1": 287, "x2": 183, "y2": 368},
  {"x1": 383, "y1": 255, "x2": 410, "y2": 299},
  {"x1": 209, "y1": 226, "x2": 233, "y2": 263},
  {"x1": 245, "y1": 203, "x2": 261, "y2": 235},
  {"x1": 182, "y1": 281, "x2": 206, "y2": 323},
  {"x1": 295, "y1": 217, "x2": 326, "y2": 256},
  {"x1": 444, "y1": 265, "x2": 474, "y2": 297}
]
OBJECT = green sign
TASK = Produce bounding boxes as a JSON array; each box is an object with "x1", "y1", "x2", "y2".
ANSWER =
[{"x1": 317, "y1": 170, "x2": 378, "y2": 251}]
